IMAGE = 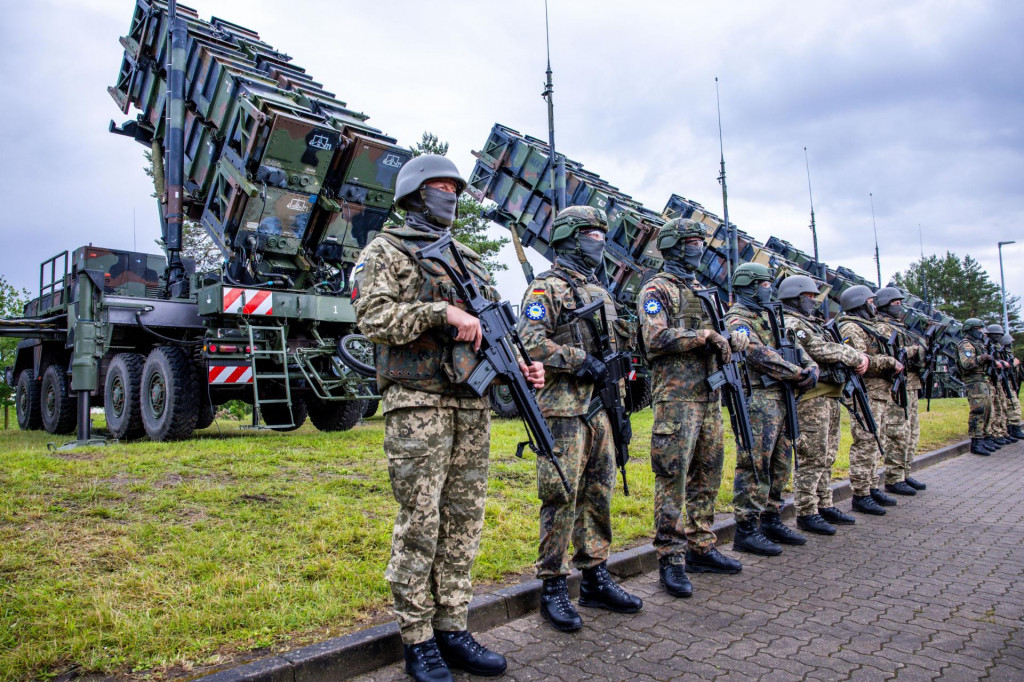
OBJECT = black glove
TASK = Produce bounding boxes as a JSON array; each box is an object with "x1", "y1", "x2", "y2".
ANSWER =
[
  {"x1": 795, "y1": 367, "x2": 819, "y2": 390},
  {"x1": 576, "y1": 354, "x2": 609, "y2": 383}
]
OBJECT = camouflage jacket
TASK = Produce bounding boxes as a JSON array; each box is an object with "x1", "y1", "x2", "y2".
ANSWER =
[
  {"x1": 783, "y1": 307, "x2": 864, "y2": 399},
  {"x1": 517, "y1": 264, "x2": 622, "y2": 418},
  {"x1": 835, "y1": 314, "x2": 900, "y2": 395},
  {"x1": 638, "y1": 272, "x2": 718, "y2": 404},
  {"x1": 725, "y1": 302, "x2": 814, "y2": 398},
  {"x1": 955, "y1": 336, "x2": 990, "y2": 385},
  {"x1": 877, "y1": 314, "x2": 924, "y2": 391},
  {"x1": 352, "y1": 224, "x2": 494, "y2": 413}
]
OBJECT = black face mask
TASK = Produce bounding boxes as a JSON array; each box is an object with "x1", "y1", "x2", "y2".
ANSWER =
[
  {"x1": 797, "y1": 296, "x2": 817, "y2": 316},
  {"x1": 755, "y1": 286, "x2": 772, "y2": 305},
  {"x1": 737, "y1": 284, "x2": 771, "y2": 311},
  {"x1": 682, "y1": 244, "x2": 703, "y2": 271},
  {"x1": 884, "y1": 303, "x2": 906, "y2": 320},
  {"x1": 420, "y1": 186, "x2": 458, "y2": 227},
  {"x1": 580, "y1": 236, "x2": 605, "y2": 269}
]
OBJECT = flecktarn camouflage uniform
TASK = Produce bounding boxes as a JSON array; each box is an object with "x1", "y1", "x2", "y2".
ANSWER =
[
  {"x1": 726, "y1": 303, "x2": 815, "y2": 522},
  {"x1": 955, "y1": 336, "x2": 992, "y2": 440},
  {"x1": 353, "y1": 224, "x2": 495, "y2": 646},
  {"x1": 876, "y1": 316, "x2": 924, "y2": 485}
]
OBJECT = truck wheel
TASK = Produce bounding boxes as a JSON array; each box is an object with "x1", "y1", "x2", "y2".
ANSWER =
[
  {"x1": 337, "y1": 334, "x2": 376, "y2": 378},
  {"x1": 104, "y1": 353, "x2": 146, "y2": 440},
  {"x1": 15, "y1": 369, "x2": 42, "y2": 430},
  {"x1": 625, "y1": 374, "x2": 652, "y2": 412},
  {"x1": 307, "y1": 397, "x2": 366, "y2": 432},
  {"x1": 40, "y1": 365, "x2": 77, "y2": 434},
  {"x1": 141, "y1": 346, "x2": 199, "y2": 441},
  {"x1": 362, "y1": 399, "x2": 380, "y2": 418},
  {"x1": 261, "y1": 398, "x2": 308, "y2": 432},
  {"x1": 490, "y1": 384, "x2": 519, "y2": 419},
  {"x1": 194, "y1": 386, "x2": 216, "y2": 431}
]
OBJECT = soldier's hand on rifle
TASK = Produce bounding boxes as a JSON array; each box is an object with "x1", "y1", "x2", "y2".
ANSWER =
[
  {"x1": 893, "y1": 360, "x2": 905, "y2": 374},
  {"x1": 577, "y1": 354, "x2": 609, "y2": 383},
  {"x1": 446, "y1": 305, "x2": 482, "y2": 351},
  {"x1": 703, "y1": 330, "x2": 732, "y2": 364},
  {"x1": 978, "y1": 353, "x2": 992, "y2": 363},
  {"x1": 520, "y1": 361, "x2": 545, "y2": 390},
  {"x1": 795, "y1": 367, "x2": 818, "y2": 390},
  {"x1": 728, "y1": 330, "x2": 750, "y2": 352},
  {"x1": 853, "y1": 353, "x2": 870, "y2": 376}
]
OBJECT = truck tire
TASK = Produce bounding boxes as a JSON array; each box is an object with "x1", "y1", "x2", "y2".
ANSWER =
[
  {"x1": 104, "y1": 353, "x2": 146, "y2": 440},
  {"x1": 362, "y1": 399, "x2": 380, "y2": 418},
  {"x1": 40, "y1": 364, "x2": 77, "y2": 434},
  {"x1": 15, "y1": 369, "x2": 42, "y2": 431},
  {"x1": 307, "y1": 397, "x2": 366, "y2": 432},
  {"x1": 260, "y1": 398, "x2": 308, "y2": 432},
  {"x1": 194, "y1": 385, "x2": 216, "y2": 431},
  {"x1": 490, "y1": 384, "x2": 519, "y2": 419},
  {"x1": 337, "y1": 334, "x2": 376, "y2": 378},
  {"x1": 624, "y1": 373, "x2": 652, "y2": 412},
  {"x1": 141, "y1": 346, "x2": 199, "y2": 442}
]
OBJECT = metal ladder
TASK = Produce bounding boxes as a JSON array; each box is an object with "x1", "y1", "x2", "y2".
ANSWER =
[{"x1": 245, "y1": 323, "x2": 294, "y2": 429}]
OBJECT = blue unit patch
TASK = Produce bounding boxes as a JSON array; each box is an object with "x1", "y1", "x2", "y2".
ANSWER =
[
  {"x1": 964, "y1": 350, "x2": 973, "y2": 357},
  {"x1": 843, "y1": 337, "x2": 851, "y2": 345},
  {"x1": 643, "y1": 297, "x2": 662, "y2": 315},
  {"x1": 524, "y1": 301, "x2": 547, "y2": 321},
  {"x1": 736, "y1": 325, "x2": 752, "y2": 337}
]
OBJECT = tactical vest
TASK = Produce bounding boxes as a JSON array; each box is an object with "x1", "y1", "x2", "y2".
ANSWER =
[
  {"x1": 372, "y1": 230, "x2": 492, "y2": 397},
  {"x1": 650, "y1": 277, "x2": 714, "y2": 360},
  {"x1": 956, "y1": 337, "x2": 988, "y2": 384},
  {"x1": 543, "y1": 268, "x2": 621, "y2": 355}
]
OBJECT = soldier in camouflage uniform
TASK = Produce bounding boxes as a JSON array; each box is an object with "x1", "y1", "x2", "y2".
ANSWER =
[
  {"x1": 957, "y1": 318, "x2": 999, "y2": 455},
  {"x1": 638, "y1": 218, "x2": 744, "y2": 599},
  {"x1": 354, "y1": 155, "x2": 543, "y2": 681},
  {"x1": 726, "y1": 263, "x2": 818, "y2": 556},
  {"x1": 836, "y1": 286, "x2": 904, "y2": 515},
  {"x1": 517, "y1": 205, "x2": 643, "y2": 632},
  {"x1": 876, "y1": 287, "x2": 928, "y2": 495},
  {"x1": 985, "y1": 324, "x2": 1017, "y2": 445},
  {"x1": 778, "y1": 275, "x2": 869, "y2": 535},
  {"x1": 1000, "y1": 333, "x2": 1023, "y2": 440}
]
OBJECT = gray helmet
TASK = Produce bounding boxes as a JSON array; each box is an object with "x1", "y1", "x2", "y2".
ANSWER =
[
  {"x1": 732, "y1": 262, "x2": 773, "y2": 288},
  {"x1": 657, "y1": 218, "x2": 707, "y2": 251},
  {"x1": 962, "y1": 318, "x2": 985, "y2": 333},
  {"x1": 777, "y1": 275, "x2": 819, "y2": 301},
  {"x1": 1002, "y1": 333, "x2": 1015, "y2": 346},
  {"x1": 394, "y1": 154, "x2": 466, "y2": 210},
  {"x1": 875, "y1": 286, "x2": 904, "y2": 308},
  {"x1": 840, "y1": 285, "x2": 876, "y2": 312},
  {"x1": 985, "y1": 323, "x2": 1004, "y2": 336}
]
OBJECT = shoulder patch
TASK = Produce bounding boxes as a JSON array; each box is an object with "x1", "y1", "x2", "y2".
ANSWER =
[
  {"x1": 964, "y1": 350, "x2": 973, "y2": 358},
  {"x1": 843, "y1": 337, "x2": 851, "y2": 345},
  {"x1": 735, "y1": 325, "x2": 751, "y2": 337},
  {"x1": 796, "y1": 329, "x2": 807, "y2": 340},
  {"x1": 643, "y1": 297, "x2": 663, "y2": 315},
  {"x1": 530, "y1": 287, "x2": 546, "y2": 296},
  {"x1": 524, "y1": 301, "x2": 547, "y2": 321}
]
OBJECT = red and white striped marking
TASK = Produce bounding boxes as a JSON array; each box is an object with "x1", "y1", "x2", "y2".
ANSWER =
[
  {"x1": 222, "y1": 288, "x2": 274, "y2": 315},
  {"x1": 208, "y1": 366, "x2": 253, "y2": 384}
]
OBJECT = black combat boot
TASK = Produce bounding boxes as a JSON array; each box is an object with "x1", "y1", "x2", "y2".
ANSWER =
[
  {"x1": 1003, "y1": 431, "x2": 1020, "y2": 442},
  {"x1": 884, "y1": 481, "x2": 917, "y2": 496},
  {"x1": 435, "y1": 630, "x2": 507, "y2": 677},
  {"x1": 760, "y1": 512, "x2": 807, "y2": 545},
  {"x1": 685, "y1": 546, "x2": 742, "y2": 574},
  {"x1": 852, "y1": 495, "x2": 886, "y2": 516},
  {"x1": 904, "y1": 477, "x2": 927, "y2": 491},
  {"x1": 994, "y1": 436, "x2": 1014, "y2": 445},
  {"x1": 796, "y1": 513, "x2": 836, "y2": 536},
  {"x1": 579, "y1": 562, "x2": 643, "y2": 613},
  {"x1": 540, "y1": 576, "x2": 583, "y2": 632},
  {"x1": 1011, "y1": 425, "x2": 1024, "y2": 439},
  {"x1": 404, "y1": 638, "x2": 453, "y2": 682},
  {"x1": 870, "y1": 488, "x2": 897, "y2": 507},
  {"x1": 819, "y1": 506, "x2": 856, "y2": 525},
  {"x1": 984, "y1": 437, "x2": 1002, "y2": 451},
  {"x1": 658, "y1": 558, "x2": 692, "y2": 598},
  {"x1": 732, "y1": 518, "x2": 783, "y2": 556},
  {"x1": 971, "y1": 439, "x2": 993, "y2": 455}
]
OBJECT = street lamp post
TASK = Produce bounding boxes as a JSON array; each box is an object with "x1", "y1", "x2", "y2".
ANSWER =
[{"x1": 998, "y1": 241, "x2": 1015, "y2": 330}]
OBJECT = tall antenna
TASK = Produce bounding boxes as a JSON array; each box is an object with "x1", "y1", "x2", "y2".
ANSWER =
[
  {"x1": 869, "y1": 192, "x2": 881, "y2": 288},
  {"x1": 804, "y1": 147, "x2": 819, "y2": 263},
  {"x1": 542, "y1": 0, "x2": 565, "y2": 211},
  {"x1": 715, "y1": 77, "x2": 735, "y2": 301}
]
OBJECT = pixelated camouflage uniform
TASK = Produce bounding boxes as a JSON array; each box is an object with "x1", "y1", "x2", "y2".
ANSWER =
[
  {"x1": 955, "y1": 336, "x2": 992, "y2": 440},
  {"x1": 639, "y1": 273, "x2": 724, "y2": 563},
  {"x1": 726, "y1": 303, "x2": 816, "y2": 523},
  {"x1": 877, "y1": 316, "x2": 924, "y2": 485},
  {"x1": 784, "y1": 309, "x2": 865, "y2": 516},
  {"x1": 836, "y1": 315, "x2": 902, "y2": 496},
  {"x1": 517, "y1": 263, "x2": 624, "y2": 579},
  {"x1": 1006, "y1": 354, "x2": 1022, "y2": 427},
  {"x1": 353, "y1": 224, "x2": 495, "y2": 646},
  {"x1": 986, "y1": 340, "x2": 1013, "y2": 438}
]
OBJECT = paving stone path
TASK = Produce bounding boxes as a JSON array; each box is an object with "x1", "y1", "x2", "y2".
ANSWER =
[{"x1": 356, "y1": 443, "x2": 1024, "y2": 681}]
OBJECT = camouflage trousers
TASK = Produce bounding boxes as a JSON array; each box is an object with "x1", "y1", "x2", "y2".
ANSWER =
[
  {"x1": 884, "y1": 390, "x2": 919, "y2": 484},
  {"x1": 1008, "y1": 386, "x2": 1022, "y2": 427},
  {"x1": 650, "y1": 399, "x2": 725, "y2": 562},
  {"x1": 383, "y1": 405, "x2": 490, "y2": 645},
  {"x1": 793, "y1": 396, "x2": 840, "y2": 516},
  {"x1": 849, "y1": 394, "x2": 902, "y2": 496},
  {"x1": 536, "y1": 413, "x2": 615, "y2": 579},
  {"x1": 733, "y1": 393, "x2": 792, "y2": 523},
  {"x1": 966, "y1": 382, "x2": 992, "y2": 439}
]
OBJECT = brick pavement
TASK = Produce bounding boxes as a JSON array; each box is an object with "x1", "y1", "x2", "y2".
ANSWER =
[{"x1": 355, "y1": 442, "x2": 1024, "y2": 681}]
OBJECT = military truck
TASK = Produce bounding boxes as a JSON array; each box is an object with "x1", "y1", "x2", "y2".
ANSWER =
[{"x1": 4, "y1": 1, "x2": 408, "y2": 441}]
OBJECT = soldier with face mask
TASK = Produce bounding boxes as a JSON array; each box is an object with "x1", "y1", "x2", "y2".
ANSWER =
[
  {"x1": 957, "y1": 319, "x2": 999, "y2": 456},
  {"x1": 875, "y1": 287, "x2": 929, "y2": 495},
  {"x1": 778, "y1": 275, "x2": 869, "y2": 535},
  {"x1": 638, "y1": 218, "x2": 744, "y2": 599},
  {"x1": 354, "y1": 155, "x2": 544, "y2": 682},
  {"x1": 999, "y1": 332, "x2": 1023, "y2": 439},
  {"x1": 984, "y1": 324, "x2": 1018, "y2": 446},
  {"x1": 726, "y1": 264, "x2": 818, "y2": 556},
  {"x1": 517, "y1": 206, "x2": 643, "y2": 633}
]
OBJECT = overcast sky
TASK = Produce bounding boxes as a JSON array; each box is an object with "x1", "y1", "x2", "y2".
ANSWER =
[{"x1": 1, "y1": 0, "x2": 1021, "y2": 312}]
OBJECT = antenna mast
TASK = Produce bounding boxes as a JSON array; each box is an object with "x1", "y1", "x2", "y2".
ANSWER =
[
  {"x1": 869, "y1": 193, "x2": 882, "y2": 288},
  {"x1": 804, "y1": 147, "x2": 819, "y2": 263},
  {"x1": 716, "y1": 77, "x2": 736, "y2": 301},
  {"x1": 542, "y1": 0, "x2": 565, "y2": 212}
]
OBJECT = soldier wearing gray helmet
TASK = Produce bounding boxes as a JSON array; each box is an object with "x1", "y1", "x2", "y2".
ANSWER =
[
  {"x1": 354, "y1": 154, "x2": 544, "y2": 681},
  {"x1": 875, "y1": 287, "x2": 928, "y2": 494},
  {"x1": 957, "y1": 318, "x2": 998, "y2": 455},
  {"x1": 836, "y1": 285, "x2": 903, "y2": 515},
  {"x1": 984, "y1": 323, "x2": 1017, "y2": 445},
  {"x1": 999, "y1": 332, "x2": 1023, "y2": 439},
  {"x1": 778, "y1": 275, "x2": 868, "y2": 535}
]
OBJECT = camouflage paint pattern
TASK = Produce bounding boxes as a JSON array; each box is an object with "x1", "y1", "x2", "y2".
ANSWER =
[
  {"x1": 878, "y1": 315, "x2": 924, "y2": 391},
  {"x1": 650, "y1": 400, "x2": 724, "y2": 558},
  {"x1": 725, "y1": 303, "x2": 812, "y2": 396},
  {"x1": 383, "y1": 405, "x2": 491, "y2": 645},
  {"x1": 536, "y1": 413, "x2": 615, "y2": 579},
  {"x1": 794, "y1": 395, "x2": 841, "y2": 515},
  {"x1": 836, "y1": 315, "x2": 900, "y2": 395},
  {"x1": 733, "y1": 392, "x2": 792, "y2": 522}
]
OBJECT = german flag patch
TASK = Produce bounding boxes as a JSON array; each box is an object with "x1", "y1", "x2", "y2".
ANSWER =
[{"x1": 531, "y1": 288, "x2": 546, "y2": 296}]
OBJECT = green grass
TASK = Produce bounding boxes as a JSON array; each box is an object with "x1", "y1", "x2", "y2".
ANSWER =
[{"x1": 0, "y1": 398, "x2": 969, "y2": 680}]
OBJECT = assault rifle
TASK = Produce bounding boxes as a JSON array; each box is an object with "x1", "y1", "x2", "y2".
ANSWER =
[
  {"x1": 987, "y1": 340, "x2": 1015, "y2": 400},
  {"x1": 415, "y1": 234, "x2": 571, "y2": 495},
  {"x1": 887, "y1": 331, "x2": 909, "y2": 418},
  {"x1": 572, "y1": 299, "x2": 633, "y2": 495},
  {"x1": 825, "y1": 321, "x2": 885, "y2": 457},
  {"x1": 764, "y1": 303, "x2": 801, "y2": 466},
  {"x1": 920, "y1": 321, "x2": 951, "y2": 412},
  {"x1": 693, "y1": 289, "x2": 756, "y2": 480}
]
